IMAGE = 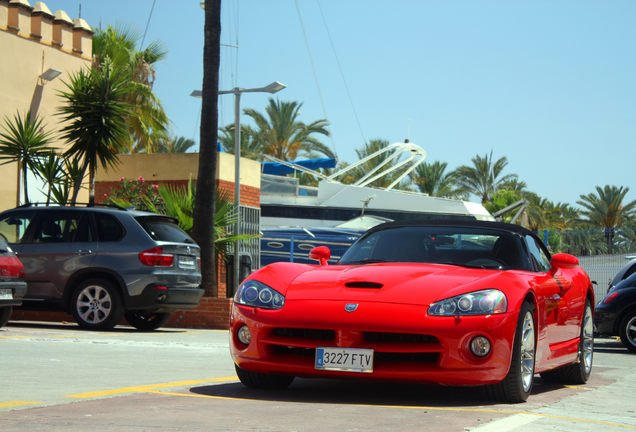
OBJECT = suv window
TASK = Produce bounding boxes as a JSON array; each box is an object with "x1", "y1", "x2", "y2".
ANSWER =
[
  {"x1": 137, "y1": 217, "x2": 193, "y2": 243},
  {"x1": 525, "y1": 235, "x2": 551, "y2": 272},
  {"x1": 94, "y1": 213, "x2": 125, "y2": 242},
  {"x1": 0, "y1": 210, "x2": 37, "y2": 244},
  {"x1": 31, "y1": 211, "x2": 92, "y2": 244}
]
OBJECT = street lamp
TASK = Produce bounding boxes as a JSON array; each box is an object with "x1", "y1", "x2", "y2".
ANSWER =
[{"x1": 192, "y1": 81, "x2": 286, "y2": 294}]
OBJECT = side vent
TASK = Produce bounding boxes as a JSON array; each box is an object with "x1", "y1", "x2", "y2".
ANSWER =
[{"x1": 345, "y1": 282, "x2": 383, "y2": 289}]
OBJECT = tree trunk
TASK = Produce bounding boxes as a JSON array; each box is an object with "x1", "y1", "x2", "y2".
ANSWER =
[{"x1": 192, "y1": 0, "x2": 221, "y2": 298}]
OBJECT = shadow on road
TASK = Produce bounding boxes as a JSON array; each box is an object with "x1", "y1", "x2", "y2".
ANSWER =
[
  {"x1": 5, "y1": 321, "x2": 192, "y2": 334},
  {"x1": 190, "y1": 377, "x2": 575, "y2": 408}
]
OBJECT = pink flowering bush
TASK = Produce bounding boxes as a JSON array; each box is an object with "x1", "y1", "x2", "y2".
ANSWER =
[{"x1": 106, "y1": 177, "x2": 162, "y2": 211}]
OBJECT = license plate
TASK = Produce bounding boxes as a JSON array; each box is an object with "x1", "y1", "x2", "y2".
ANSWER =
[
  {"x1": 0, "y1": 289, "x2": 12, "y2": 300},
  {"x1": 178, "y1": 256, "x2": 196, "y2": 269},
  {"x1": 315, "y1": 347, "x2": 374, "y2": 373}
]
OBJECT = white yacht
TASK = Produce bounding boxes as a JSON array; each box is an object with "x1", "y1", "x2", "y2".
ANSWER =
[{"x1": 260, "y1": 142, "x2": 494, "y2": 230}]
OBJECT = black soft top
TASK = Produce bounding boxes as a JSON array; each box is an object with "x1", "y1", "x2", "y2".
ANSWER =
[{"x1": 370, "y1": 218, "x2": 534, "y2": 236}]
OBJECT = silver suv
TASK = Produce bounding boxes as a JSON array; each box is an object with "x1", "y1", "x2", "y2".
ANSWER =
[{"x1": 0, "y1": 204, "x2": 203, "y2": 331}]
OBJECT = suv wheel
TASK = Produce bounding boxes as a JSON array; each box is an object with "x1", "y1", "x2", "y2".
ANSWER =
[
  {"x1": 124, "y1": 312, "x2": 172, "y2": 331},
  {"x1": 71, "y1": 279, "x2": 124, "y2": 331}
]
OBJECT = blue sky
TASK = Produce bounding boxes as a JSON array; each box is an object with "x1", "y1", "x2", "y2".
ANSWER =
[{"x1": 48, "y1": 0, "x2": 635, "y2": 208}]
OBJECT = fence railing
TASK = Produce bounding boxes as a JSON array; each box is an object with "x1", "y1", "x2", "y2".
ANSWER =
[{"x1": 536, "y1": 228, "x2": 636, "y2": 256}]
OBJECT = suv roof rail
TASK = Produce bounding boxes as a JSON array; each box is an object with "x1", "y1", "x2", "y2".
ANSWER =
[{"x1": 16, "y1": 202, "x2": 128, "y2": 211}]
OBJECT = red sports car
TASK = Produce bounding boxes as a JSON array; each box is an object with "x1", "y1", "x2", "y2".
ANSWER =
[{"x1": 230, "y1": 220, "x2": 594, "y2": 403}]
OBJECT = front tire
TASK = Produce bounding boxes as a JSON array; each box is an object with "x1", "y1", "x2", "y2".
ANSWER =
[
  {"x1": 485, "y1": 301, "x2": 535, "y2": 403},
  {"x1": 235, "y1": 364, "x2": 295, "y2": 389},
  {"x1": 619, "y1": 310, "x2": 636, "y2": 353},
  {"x1": 124, "y1": 312, "x2": 172, "y2": 331},
  {"x1": 71, "y1": 279, "x2": 124, "y2": 331},
  {"x1": 0, "y1": 306, "x2": 12, "y2": 328},
  {"x1": 540, "y1": 299, "x2": 593, "y2": 383}
]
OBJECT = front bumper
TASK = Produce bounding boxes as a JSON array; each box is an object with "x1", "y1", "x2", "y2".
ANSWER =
[
  {"x1": 230, "y1": 300, "x2": 519, "y2": 386},
  {"x1": 0, "y1": 280, "x2": 27, "y2": 307}
]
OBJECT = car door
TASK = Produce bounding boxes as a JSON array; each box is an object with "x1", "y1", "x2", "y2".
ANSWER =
[
  {"x1": 526, "y1": 235, "x2": 580, "y2": 345},
  {"x1": 17, "y1": 210, "x2": 98, "y2": 300}
]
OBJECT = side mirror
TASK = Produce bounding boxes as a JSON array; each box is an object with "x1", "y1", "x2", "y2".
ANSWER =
[
  {"x1": 550, "y1": 253, "x2": 579, "y2": 273},
  {"x1": 309, "y1": 246, "x2": 331, "y2": 266}
]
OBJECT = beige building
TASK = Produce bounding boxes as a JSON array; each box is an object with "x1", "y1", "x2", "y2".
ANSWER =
[{"x1": 0, "y1": 0, "x2": 92, "y2": 210}]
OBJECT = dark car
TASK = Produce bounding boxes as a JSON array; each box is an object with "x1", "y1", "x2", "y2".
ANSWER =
[
  {"x1": 0, "y1": 204, "x2": 203, "y2": 331},
  {"x1": 595, "y1": 271, "x2": 636, "y2": 352},
  {"x1": 607, "y1": 257, "x2": 636, "y2": 293},
  {"x1": 0, "y1": 237, "x2": 27, "y2": 328}
]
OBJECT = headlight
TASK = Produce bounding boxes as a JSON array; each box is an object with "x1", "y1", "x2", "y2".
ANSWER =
[
  {"x1": 235, "y1": 280, "x2": 285, "y2": 309},
  {"x1": 428, "y1": 289, "x2": 507, "y2": 316}
]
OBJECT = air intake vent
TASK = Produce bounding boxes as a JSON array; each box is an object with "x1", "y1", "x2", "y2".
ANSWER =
[{"x1": 345, "y1": 282, "x2": 383, "y2": 289}]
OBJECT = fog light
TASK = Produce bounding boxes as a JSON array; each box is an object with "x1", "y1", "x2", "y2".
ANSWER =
[
  {"x1": 470, "y1": 336, "x2": 491, "y2": 357},
  {"x1": 237, "y1": 325, "x2": 251, "y2": 345}
]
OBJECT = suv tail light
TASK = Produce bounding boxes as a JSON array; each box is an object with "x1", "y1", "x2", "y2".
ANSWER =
[{"x1": 139, "y1": 247, "x2": 174, "y2": 267}]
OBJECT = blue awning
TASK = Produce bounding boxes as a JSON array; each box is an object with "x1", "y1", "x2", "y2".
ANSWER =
[{"x1": 261, "y1": 158, "x2": 336, "y2": 175}]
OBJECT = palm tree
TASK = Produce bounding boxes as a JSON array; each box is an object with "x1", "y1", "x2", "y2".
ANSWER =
[
  {"x1": 411, "y1": 160, "x2": 465, "y2": 199},
  {"x1": 57, "y1": 60, "x2": 134, "y2": 204},
  {"x1": 577, "y1": 185, "x2": 636, "y2": 254},
  {"x1": 0, "y1": 111, "x2": 55, "y2": 205},
  {"x1": 32, "y1": 151, "x2": 66, "y2": 205},
  {"x1": 50, "y1": 157, "x2": 82, "y2": 206},
  {"x1": 453, "y1": 151, "x2": 518, "y2": 204},
  {"x1": 218, "y1": 124, "x2": 263, "y2": 160},
  {"x1": 92, "y1": 23, "x2": 169, "y2": 153},
  {"x1": 192, "y1": 0, "x2": 222, "y2": 298},
  {"x1": 156, "y1": 136, "x2": 196, "y2": 153},
  {"x1": 243, "y1": 99, "x2": 334, "y2": 161}
]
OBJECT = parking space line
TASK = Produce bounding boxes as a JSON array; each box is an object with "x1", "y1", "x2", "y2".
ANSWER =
[
  {"x1": 63, "y1": 376, "x2": 238, "y2": 399},
  {"x1": 0, "y1": 401, "x2": 41, "y2": 409}
]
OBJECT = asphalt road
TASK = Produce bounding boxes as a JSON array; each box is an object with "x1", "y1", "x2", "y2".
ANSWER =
[{"x1": 1, "y1": 321, "x2": 635, "y2": 431}]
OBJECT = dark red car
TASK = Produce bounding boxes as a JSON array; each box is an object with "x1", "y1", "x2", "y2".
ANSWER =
[
  {"x1": 0, "y1": 237, "x2": 26, "y2": 328},
  {"x1": 229, "y1": 220, "x2": 595, "y2": 403}
]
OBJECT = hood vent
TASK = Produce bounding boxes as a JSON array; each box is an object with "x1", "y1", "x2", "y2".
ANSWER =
[{"x1": 345, "y1": 281, "x2": 383, "y2": 289}]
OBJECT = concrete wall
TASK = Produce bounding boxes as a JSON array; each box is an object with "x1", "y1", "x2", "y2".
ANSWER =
[{"x1": 0, "y1": 0, "x2": 92, "y2": 210}]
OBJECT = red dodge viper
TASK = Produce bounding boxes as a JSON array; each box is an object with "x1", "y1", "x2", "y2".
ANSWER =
[{"x1": 230, "y1": 220, "x2": 594, "y2": 403}]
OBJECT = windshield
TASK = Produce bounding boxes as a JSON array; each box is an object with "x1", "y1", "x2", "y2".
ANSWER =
[{"x1": 339, "y1": 226, "x2": 530, "y2": 270}]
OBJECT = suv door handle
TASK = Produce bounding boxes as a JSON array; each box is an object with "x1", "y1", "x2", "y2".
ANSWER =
[{"x1": 75, "y1": 250, "x2": 92, "y2": 255}]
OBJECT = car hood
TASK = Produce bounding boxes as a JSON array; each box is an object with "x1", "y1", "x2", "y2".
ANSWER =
[{"x1": 281, "y1": 263, "x2": 505, "y2": 306}]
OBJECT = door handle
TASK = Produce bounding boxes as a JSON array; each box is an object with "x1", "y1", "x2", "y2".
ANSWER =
[{"x1": 75, "y1": 250, "x2": 92, "y2": 255}]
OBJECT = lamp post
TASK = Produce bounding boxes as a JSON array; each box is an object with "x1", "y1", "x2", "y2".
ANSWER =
[{"x1": 192, "y1": 81, "x2": 286, "y2": 294}]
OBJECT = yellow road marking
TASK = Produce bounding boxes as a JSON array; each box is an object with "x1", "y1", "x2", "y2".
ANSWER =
[
  {"x1": 64, "y1": 376, "x2": 238, "y2": 398},
  {"x1": 0, "y1": 335, "x2": 32, "y2": 339},
  {"x1": 0, "y1": 401, "x2": 41, "y2": 409}
]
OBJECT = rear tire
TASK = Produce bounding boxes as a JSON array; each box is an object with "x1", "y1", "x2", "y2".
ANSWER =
[
  {"x1": 619, "y1": 310, "x2": 636, "y2": 353},
  {"x1": 71, "y1": 279, "x2": 124, "y2": 331},
  {"x1": 540, "y1": 299, "x2": 593, "y2": 383},
  {"x1": 484, "y1": 301, "x2": 535, "y2": 403},
  {"x1": 124, "y1": 312, "x2": 172, "y2": 331},
  {"x1": 0, "y1": 306, "x2": 12, "y2": 328},
  {"x1": 235, "y1": 364, "x2": 295, "y2": 389}
]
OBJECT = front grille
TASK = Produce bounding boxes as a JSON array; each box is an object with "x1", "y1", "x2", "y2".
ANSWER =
[
  {"x1": 272, "y1": 346, "x2": 315, "y2": 356},
  {"x1": 375, "y1": 352, "x2": 439, "y2": 363},
  {"x1": 364, "y1": 332, "x2": 439, "y2": 343},
  {"x1": 273, "y1": 328, "x2": 335, "y2": 341}
]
